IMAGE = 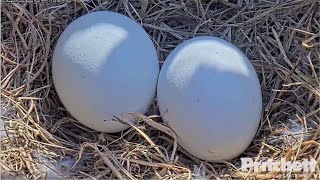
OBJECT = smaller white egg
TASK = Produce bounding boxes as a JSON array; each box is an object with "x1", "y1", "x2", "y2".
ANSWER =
[
  {"x1": 157, "y1": 36, "x2": 262, "y2": 161},
  {"x1": 52, "y1": 11, "x2": 159, "y2": 133}
]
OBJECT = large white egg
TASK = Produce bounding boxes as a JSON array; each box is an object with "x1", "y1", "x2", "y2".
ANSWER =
[
  {"x1": 157, "y1": 36, "x2": 262, "y2": 161},
  {"x1": 52, "y1": 11, "x2": 159, "y2": 133}
]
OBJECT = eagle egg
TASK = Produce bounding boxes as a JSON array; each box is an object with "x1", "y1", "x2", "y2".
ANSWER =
[
  {"x1": 157, "y1": 36, "x2": 262, "y2": 161},
  {"x1": 52, "y1": 11, "x2": 159, "y2": 133}
]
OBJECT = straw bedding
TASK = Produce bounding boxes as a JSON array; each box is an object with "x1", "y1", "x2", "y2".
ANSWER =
[{"x1": 1, "y1": 0, "x2": 319, "y2": 179}]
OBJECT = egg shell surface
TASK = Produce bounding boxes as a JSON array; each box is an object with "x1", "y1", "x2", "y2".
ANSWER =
[
  {"x1": 157, "y1": 36, "x2": 262, "y2": 161},
  {"x1": 52, "y1": 11, "x2": 159, "y2": 133}
]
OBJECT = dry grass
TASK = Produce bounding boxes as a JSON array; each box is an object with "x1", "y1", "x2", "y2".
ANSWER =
[{"x1": 1, "y1": 0, "x2": 319, "y2": 179}]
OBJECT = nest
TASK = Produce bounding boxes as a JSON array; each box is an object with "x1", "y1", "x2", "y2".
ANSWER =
[{"x1": 1, "y1": 0, "x2": 319, "y2": 179}]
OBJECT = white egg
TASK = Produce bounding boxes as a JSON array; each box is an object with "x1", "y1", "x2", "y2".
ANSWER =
[
  {"x1": 157, "y1": 36, "x2": 262, "y2": 161},
  {"x1": 52, "y1": 11, "x2": 159, "y2": 133}
]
